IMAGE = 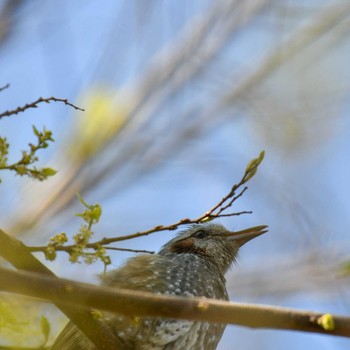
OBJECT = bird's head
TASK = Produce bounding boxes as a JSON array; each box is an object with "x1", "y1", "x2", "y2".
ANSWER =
[{"x1": 159, "y1": 223, "x2": 267, "y2": 274}]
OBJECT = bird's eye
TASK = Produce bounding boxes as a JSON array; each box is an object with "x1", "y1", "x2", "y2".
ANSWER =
[{"x1": 193, "y1": 230, "x2": 207, "y2": 239}]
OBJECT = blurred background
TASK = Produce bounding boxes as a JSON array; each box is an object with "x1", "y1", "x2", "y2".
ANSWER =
[{"x1": 0, "y1": 0, "x2": 350, "y2": 349}]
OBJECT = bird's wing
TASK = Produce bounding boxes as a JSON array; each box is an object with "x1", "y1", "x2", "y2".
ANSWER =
[
  {"x1": 102, "y1": 254, "x2": 168, "y2": 290},
  {"x1": 51, "y1": 255, "x2": 166, "y2": 350}
]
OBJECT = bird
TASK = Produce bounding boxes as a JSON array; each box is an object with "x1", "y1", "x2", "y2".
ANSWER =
[{"x1": 51, "y1": 222, "x2": 267, "y2": 350}]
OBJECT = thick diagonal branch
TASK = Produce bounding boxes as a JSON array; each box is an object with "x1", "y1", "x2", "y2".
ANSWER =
[
  {"x1": 0, "y1": 266, "x2": 349, "y2": 338},
  {"x1": 0, "y1": 229, "x2": 123, "y2": 349}
]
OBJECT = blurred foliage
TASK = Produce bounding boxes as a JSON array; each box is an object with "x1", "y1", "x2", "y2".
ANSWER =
[
  {"x1": 340, "y1": 260, "x2": 350, "y2": 276},
  {"x1": 0, "y1": 295, "x2": 51, "y2": 347},
  {"x1": 40, "y1": 315, "x2": 51, "y2": 347},
  {"x1": 68, "y1": 87, "x2": 129, "y2": 161}
]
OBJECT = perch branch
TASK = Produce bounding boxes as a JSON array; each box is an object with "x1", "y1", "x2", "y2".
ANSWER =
[{"x1": 0, "y1": 266, "x2": 349, "y2": 338}]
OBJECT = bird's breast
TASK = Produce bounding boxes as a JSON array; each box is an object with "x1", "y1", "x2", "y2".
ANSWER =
[{"x1": 102, "y1": 253, "x2": 228, "y2": 349}]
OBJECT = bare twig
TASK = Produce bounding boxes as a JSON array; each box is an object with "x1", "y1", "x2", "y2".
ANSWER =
[
  {"x1": 0, "y1": 83, "x2": 10, "y2": 92},
  {"x1": 0, "y1": 96, "x2": 84, "y2": 119},
  {"x1": 0, "y1": 266, "x2": 349, "y2": 338},
  {"x1": 104, "y1": 247, "x2": 154, "y2": 254},
  {"x1": 209, "y1": 186, "x2": 249, "y2": 218},
  {"x1": 212, "y1": 211, "x2": 252, "y2": 218},
  {"x1": 28, "y1": 161, "x2": 262, "y2": 255}
]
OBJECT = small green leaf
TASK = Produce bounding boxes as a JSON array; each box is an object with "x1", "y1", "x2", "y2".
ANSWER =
[
  {"x1": 50, "y1": 232, "x2": 68, "y2": 245},
  {"x1": 243, "y1": 150, "x2": 265, "y2": 183},
  {"x1": 75, "y1": 210, "x2": 91, "y2": 223},
  {"x1": 32, "y1": 125, "x2": 40, "y2": 137},
  {"x1": 40, "y1": 315, "x2": 51, "y2": 346},
  {"x1": 0, "y1": 137, "x2": 10, "y2": 161},
  {"x1": 91, "y1": 205, "x2": 102, "y2": 222},
  {"x1": 257, "y1": 150, "x2": 265, "y2": 162},
  {"x1": 42, "y1": 167, "x2": 57, "y2": 177},
  {"x1": 245, "y1": 150, "x2": 265, "y2": 173},
  {"x1": 76, "y1": 193, "x2": 90, "y2": 209},
  {"x1": 200, "y1": 216, "x2": 213, "y2": 223},
  {"x1": 14, "y1": 164, "x2": 27, "y2": 176},
  {"x1": 91, "y1": 310, "x2": 102, "y2": 320},
  {"x1": 44, "y1": 246, "x2": 57, "y2": 261},
  {"x1": 317, "y1": 314, "x2": 335, "y2": 331}
]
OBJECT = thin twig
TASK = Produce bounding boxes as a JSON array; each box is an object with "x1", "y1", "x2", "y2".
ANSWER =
[
  {"x1": 210, "y1": 211, "x2": 252, "y2": 218},
  {"x1": 29, "y1": 243, "x2": 156, "y2": 255},
  {"x1": 29, "y1": 172, "x2": 254, "y2": 255},
  {"x1": 0, "y1": 96, "x2": 84, "y2": 119},
  {"x1": 216, "y1": 187, "x2": 249, "y2": 216},
  {"x1": 104, "y1": 247, "x2": 155, "y2": 254},
  {"x1": 0, "y1": 83, "x2": 10, "y2": 92}
]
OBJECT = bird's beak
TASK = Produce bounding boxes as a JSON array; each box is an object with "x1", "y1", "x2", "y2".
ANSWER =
[{"x1": 226, "y1": 225, "x2": 268, "y2": 247}]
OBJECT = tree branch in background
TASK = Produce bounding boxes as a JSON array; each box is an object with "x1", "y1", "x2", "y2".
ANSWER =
[
  {"x1": 0, "y1": 266, "x2": 349, "y2": 338},
  {"x1": 0, "y1": 96, "x2": 84, "y2": 119},
  {"x1": 0, "y1": 83, "x2": 10, "y2": 92}
]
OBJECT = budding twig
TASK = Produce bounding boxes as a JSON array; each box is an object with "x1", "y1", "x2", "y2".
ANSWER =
[
  {"x1": 28, "y1": 151, "x2": 265, "y2": 261},
  {"x1": 0, "y1": 96, "x2": 84, "y2": 119}
]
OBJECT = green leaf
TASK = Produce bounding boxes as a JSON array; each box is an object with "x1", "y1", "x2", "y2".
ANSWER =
[
  {"x1": 91, "y1": 204, "x2": 102, "y2": 222},
  {"x1": 317, "y1": 314, "x2": 335, "y2": 331},
  {"x1": 200, "y1": 216, "x2": 213, "y2": 223},
  {"x1": 91, "y1": 310, "x2": 102, "y2": 320},
  {"x1": 42, "y1": 167, "x2": 57, "y2": 177},
  {"x1": 32, "y1": 125, "x2": 40, "y2": 137},
  {"x1": 76, "y1": 192, "x2": 90, "y2": 209},
  {"x1": 50, "y1": 232, "x2": 68, "y2": 245},
  {"x1": 40, "y1": 315, "x2": 51, "y2": 346},
  {"x1": 243, "y1": 150, "x2": 265, "y2": 183},
  {"x1": 44, "y1": 246, "x2": 57, "y2": 261}
]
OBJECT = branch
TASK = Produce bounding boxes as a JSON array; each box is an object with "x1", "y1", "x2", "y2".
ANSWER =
[
  {"x1": 103, "y1": 247, "x2": 155, "y2": 254},
  {"x1": 0, "y1": 229, "x2": 124, "y2": 350},
  {"x1": 0, "y1": 266, "x2": 349, "y2": 338},
  {"x1": 0, "y1": 96, "x2": 84, "y2": 119},
  {"x1": 0, "y1": 347, "x2": 48, "y2": 350},
  {"x1": 0, "y1": 83, "x2": 10, "y2": 92},
  {"x1": 29, "y1": 151, "x2": 265, "y2": 256}
]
